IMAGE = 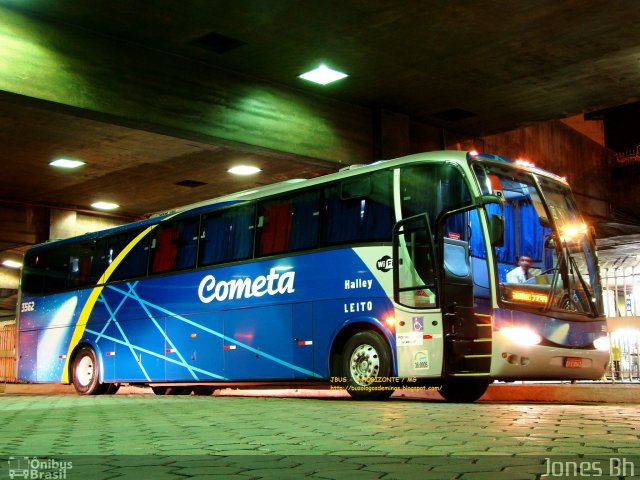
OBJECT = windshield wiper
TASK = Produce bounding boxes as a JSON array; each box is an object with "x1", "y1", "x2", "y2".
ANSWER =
[
  {"x1": 545, "y1": 248, "x2": 597, "y2": 316},
  {"x1": 567, "y1": 253, "x2": 598, "y2": 316},
  {"x1": 544, "y1": 254, "x2": 564, "y2": 313}
]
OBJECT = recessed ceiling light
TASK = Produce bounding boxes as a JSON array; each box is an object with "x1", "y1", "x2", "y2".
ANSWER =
[
  {"x1": 2, "y1": 260, "x2": 22, "y2": 269},
  {"x1": 298, "y1": 65, "x2": 348, "y2": 85},
  {"x1": 228, "y1": 165, "x2": 262, "y2": 175},
  {"x1": 49, "y1": 158, "x2": 86, "y2": 169},
  {"x1": 91, "y1": 201, "x2": 119, "y2": 210}
]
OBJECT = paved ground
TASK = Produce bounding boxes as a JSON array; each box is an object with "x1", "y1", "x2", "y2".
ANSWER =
[{"x1": 2, "y1": 388, "x2": 640, "y2": 479}]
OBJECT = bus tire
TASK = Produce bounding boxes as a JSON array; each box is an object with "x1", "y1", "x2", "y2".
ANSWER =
[
  {"x1": 438, "y1": 379, "x2": 489, "y2": 403},
  {"x1": 104, "y1": 383, "x2": 120, "y2": 395},
  {"x1": 72, "y1": 346, "x2": 106, "y2": 395},
  {"x1": 342, "y1": 330, "x2": 394, "y2": 400}
]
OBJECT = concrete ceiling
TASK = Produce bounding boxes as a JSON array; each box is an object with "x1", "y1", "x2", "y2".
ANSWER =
[
  {"x1": 8, "y1": 0, "x2": 638, "y2": 132},
  {"x1": 1, "y1": 1, "x2": 640, "y2": 264}
]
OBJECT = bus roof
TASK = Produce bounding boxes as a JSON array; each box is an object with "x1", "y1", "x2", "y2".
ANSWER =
[
  {"x1": 160, "y1": 150, "x2": 470, "y2": 216},
  {"x1": 26, "y1": 150, "x2": 567, "y2": 252}
]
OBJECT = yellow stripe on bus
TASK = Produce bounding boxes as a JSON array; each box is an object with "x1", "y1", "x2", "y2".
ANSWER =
[{"x1": 61, "y1": 225, "x2": 157, "y2": 383}]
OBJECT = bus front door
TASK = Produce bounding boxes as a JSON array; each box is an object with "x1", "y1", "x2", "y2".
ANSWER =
[
  {"x1": 392, "y1": 215, "x2": 444, "y2": 379},
  {"x1": 438, "y1": 208, "x2": 493, "y2": 399}
]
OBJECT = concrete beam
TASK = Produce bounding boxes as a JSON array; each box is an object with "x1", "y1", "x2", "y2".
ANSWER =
[{"x1": 0, "y1": 6, "x2": 374, "y2": 164}]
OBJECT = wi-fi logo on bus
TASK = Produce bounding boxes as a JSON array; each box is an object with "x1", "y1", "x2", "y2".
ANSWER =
[{"x1": 376, "y1": 256, "x2": 392, "y2": 272}]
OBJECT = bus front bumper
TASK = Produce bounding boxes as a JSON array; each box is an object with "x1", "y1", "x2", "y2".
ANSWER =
[{"x1": 490, "y1": 336, "x2": 609, "y2": 381}]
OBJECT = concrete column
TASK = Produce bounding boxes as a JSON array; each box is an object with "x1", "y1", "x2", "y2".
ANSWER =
[
  {"x1": 49, "y1": 209, "x2": 77, "y2": 241},
  {"x1": 373, "y1": 109, "x2": 411, "y2": 160},
  {"x1": 0, "y1": 268, "x2": 19, "y2": 291}
]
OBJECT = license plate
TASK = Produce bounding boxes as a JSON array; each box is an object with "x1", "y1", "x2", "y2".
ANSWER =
[{"x1": 565, "y1": 357, "x2": 583, "y2": 368}]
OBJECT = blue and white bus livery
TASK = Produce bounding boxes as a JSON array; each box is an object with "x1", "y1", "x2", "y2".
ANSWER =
[{"x1": 17, "y1": 150, "x2": 610, "y2": 402}]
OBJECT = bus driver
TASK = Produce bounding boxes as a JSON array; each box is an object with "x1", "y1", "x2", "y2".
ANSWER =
[{"x1": 506, "y1": 255, "x2": 533, "y2": 283}]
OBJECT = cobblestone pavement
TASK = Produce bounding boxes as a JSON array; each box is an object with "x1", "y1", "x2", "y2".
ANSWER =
[{"x1": 2, "y1": 394, "x2": 640, "y2": 479}]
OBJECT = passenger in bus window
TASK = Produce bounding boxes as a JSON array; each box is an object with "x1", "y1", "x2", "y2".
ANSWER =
[{"x1": 506, "y1": 255, "x2": 533, "y2": 283}]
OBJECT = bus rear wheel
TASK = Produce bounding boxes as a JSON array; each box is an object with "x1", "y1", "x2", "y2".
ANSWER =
[
  {"x1": 72, "y1": 346, "x2": 106, "y2": 395},
  {"x1": 342, "y1": 330, "x2": 394, "y2": 400},
  {"x1": 438, "y1": 379, "x2": 490, "y2": 403}
]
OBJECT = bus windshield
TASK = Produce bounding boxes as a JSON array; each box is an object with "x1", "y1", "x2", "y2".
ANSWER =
[{"x1": 474, "y1": 164, "x2": 601, "y2": 317}]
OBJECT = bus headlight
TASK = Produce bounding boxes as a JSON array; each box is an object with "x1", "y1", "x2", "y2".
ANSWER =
[
  {"x1": 499, "y1": 326, "x2": 542, "y2": 346},
  {"x1": 593, "y1": 336, "x2": 610, "y2": 352}
]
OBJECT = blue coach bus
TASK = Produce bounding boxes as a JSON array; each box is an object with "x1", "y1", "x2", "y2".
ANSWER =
[{"x1": 16, "y1": 150, "x2": 609, "y2": 402}]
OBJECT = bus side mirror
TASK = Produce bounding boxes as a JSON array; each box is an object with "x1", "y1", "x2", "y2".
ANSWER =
[
  {"x1": 478, "y1": 194, "x2": 503, "y2": 206},
  {"x1": 489, "y1": 215, "x2": 504, "y2": 247},
  {"x1": 545, "y1": 234, "x2": 555, "y2": 249}
]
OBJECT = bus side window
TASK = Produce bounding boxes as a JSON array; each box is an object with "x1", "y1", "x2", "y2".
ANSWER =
[
  {"x1": 289, "y1": 191, "x2": 320, "y2": 250},
  {"x1": 151, "y1": 224, "x2": 178, "y2": 273},
  {"x1": 258, "y1": 200, "x2": 292, "y2": 255},
  {"x1": 22, "y1": 252, "x2": 45, "y2": 295},
  {"x1": 200, "y1": 204, "x2": 255, "y2": 266},
  {"x1": 68, "y1": 241, "x2": 101, "y2": 287},
  {"x1": 175, "y1": 218, "x2": 199, "y2": 269},
  {"x1": 400, "y1": 164, "x2": 470, "y2": 230},
  {"x1": 257, "y1": 190, "x2": 320, "y2": 256},
  {"x1": 150, "y1": 217, "x2": 199, "y2": 274},
  {"x1": 109, "y1": 229, "x2": 150, "y2": 281},
  {"x1": 89, "y1": 238, "x2": 108, "y2": 283},
  {"x1": 323, "y1": 170, "x2": 393, "y2": 245},
  {"x1": 43, "y1": 246, "x2": 69, "y2": 293}
]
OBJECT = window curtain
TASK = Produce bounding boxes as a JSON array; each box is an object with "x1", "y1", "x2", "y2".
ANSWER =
[
  {"x1": 289, "y1": 191, "x2": 320, "y2": 250},
  {"x1": 175, "y1": 220, "x2": 198, "y2": 269},
  {"x1": 495, "y1": 203, "x2": 516, "y2": 263},
  {"x1": 518, "y1": 202, "x2": 545, "y2": 261},
  {"x1": 324, "y1": 187, "x2": 361, "y2": 244},
  {"x1": 110, "y1": 232, "x2": 148, "y2": 281},
  {"x1": 324, "y1": 172, "x2": 393, "y2": 245},
  {"x1": 200, "y1": 205, "x2": 254, "y2": 265},
  {"x1": 259, "y1": 203, "x2": 293, "y2": 255},
  {"x1": 361, "y1": 174, "x2": 393, "y2": 241},
  {"x1": 152, "y1": 226, "x2": 178, "y2": 273},
  {"x1": 228, "y1": 207, "x2": 254, "y2": 260},
  {"x1": 200, "y1": 215, "x2": 229, "y2": 265}
]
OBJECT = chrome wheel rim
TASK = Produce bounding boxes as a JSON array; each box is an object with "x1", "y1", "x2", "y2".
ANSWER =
[
  {"x1": 349, "y1": 343, "x2": 380, "y2": 386},
  {"x1": 76, "y1": 355, "x2": 94, "y2": 387}
]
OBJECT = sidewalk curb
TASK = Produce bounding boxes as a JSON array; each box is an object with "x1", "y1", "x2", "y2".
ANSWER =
[{"x1": 2, "y1": 382, "x2": 638, "y2": 403}]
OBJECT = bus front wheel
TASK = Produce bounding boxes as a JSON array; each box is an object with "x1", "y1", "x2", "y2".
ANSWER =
[
  {"x1": 342, "y1": 330, "x2": 394, "y2": 400},
  {"x1": 72, "y1": 346, "x2": 106, "y2": 395}
]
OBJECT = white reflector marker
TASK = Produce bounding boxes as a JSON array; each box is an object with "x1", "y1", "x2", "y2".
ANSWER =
[
  {"x1": 224, "y1": 345, "x2": 237, "y2": 351},
  {"x1": 297, "y1": 340, "x2": 313, "y2": 346}
]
